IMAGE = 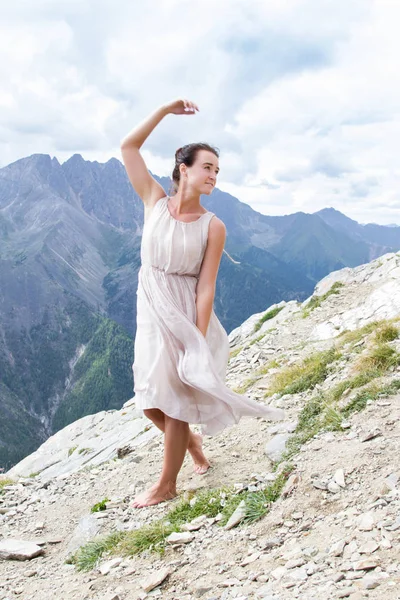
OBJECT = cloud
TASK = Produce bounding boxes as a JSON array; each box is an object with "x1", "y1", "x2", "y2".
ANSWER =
[{"x1": 1, "y1": 0, "x2": 399, "y2": 224}]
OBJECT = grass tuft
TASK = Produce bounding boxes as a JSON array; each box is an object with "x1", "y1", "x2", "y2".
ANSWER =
[
  {"x1": 267, "y1": 347, "x2": 340, "y2": 396},
  {"x1": 302, "y1": 282, "x2": 344, "y2": 318},
  {"x1": 117, "y1": 521, "x2": 177, "y2": 557},
  {"x1": 71, "y1": 531, "x2": 125, "y2": 571},
  {"x1": 229, "y1": 346, "x2": 242, "y2": 360},
  {"x1": 71, "y1": 471, "x2": 294, "y2": 571},
  {"x1": 0, "y1": 477, "x2": 14, "y2": 493},
  {"x1": 91, "y1": 498, "x2": 110, "y2": 513},
  {"x1": 253, "y1": 306, "x2": 284, "y2": 333},
  {"x1": 357, "y1": 343, "x2": 400, "y2": 373}
]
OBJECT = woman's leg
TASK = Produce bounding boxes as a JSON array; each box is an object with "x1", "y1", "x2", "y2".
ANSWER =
[
  {"x1": 143, "y1": 409, "x2": 210, "y2": 474},
  {"x1": 132, "y1": 415, "x2": 190, "y2": 508}
]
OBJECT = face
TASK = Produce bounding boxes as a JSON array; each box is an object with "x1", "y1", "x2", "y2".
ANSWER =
[{"x1": 181, "y1": 149, "x2": 220, "y2": 195}]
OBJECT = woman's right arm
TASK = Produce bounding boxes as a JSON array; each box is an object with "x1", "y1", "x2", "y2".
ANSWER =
[
  {"x1": 120, "y1": 105, "x2": 169, "y2": 207},
  {"x1": 120, "y1": 99, "x2": 199, "y2": 207}
]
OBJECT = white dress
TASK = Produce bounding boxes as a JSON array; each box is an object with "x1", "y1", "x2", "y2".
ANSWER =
[{"x1": 132, "y1": 196, "x2": 284, "y2": 434}]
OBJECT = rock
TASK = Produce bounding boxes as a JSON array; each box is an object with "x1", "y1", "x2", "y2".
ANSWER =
[
  {"x1": 286, "y1": 558, "x2": 306, "y2": 569},
  {"x1": 362, "y1": 575, "x2": 380, "y2": 589},
  {"x1": 224, "y1": 500, "x2": 246, "y2": 530},
  {"x1": 166, "y1": 532, "x2": 194, "y2": 545},
  {"x1": 99, "y1": 557, "x2": 123, "y2": 575},
  {"x1": 358, "y1": 541, "x2": 379, "y2": 554},
  {"x1": 270, "y1": 566, "x2": 286, "y2": 581},
  {"x1": 334, "y1": 469, "x2": 346, "y2": 488},
  {"x1": 328, "y1": 481, "x2": 341, "y2": 493},
  {"x1": 181, "y1": 515, "x2": 208, "y2": 532},
  {"x1": 361, "y1": 429, "x2": 382, "y2": 442},
  {"x1": 65, "y1": 514, "x2": 102, "y2": 557},
  {"x1": 141, "y1": 567, "x2": 170, "y2": 593},
  {"x1": 0, "y1": 539, "x2": 45, "y2": 561},
  {"x1": 259, "y1": 537, "x2": 283, "y2": 550},
  {"x1": 330, "y1": 539, "x2": 346, "y2": 557},
  {"x1": 281, "y1": 473, "x2": 300, "y2": 497},
  {"x1": 357, "y1": 512, "x2": 375, "y2": 531},
  {"x1": 337, "y1": 588, "x2": 354, "y2": 598},
  {"x1": 264, "y1": 434, "x2": 290, "y2": 463},
  {"x1": 312, "y1": 480, "x2": 327, "y2": 490},
  {"x1": 240, "y1": 552, "x2": 260, "y2": 566},
  {"x1": 354, "y1": 558, "x2": 379, "y2": 570},
  {"x1": 268, "y1": 421, "x2": 297, "y2": 434}
]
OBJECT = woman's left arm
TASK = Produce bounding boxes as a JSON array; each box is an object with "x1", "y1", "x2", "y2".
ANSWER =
[{"x1": 195, "y1": 217, "x2": 226, "y2": 337}]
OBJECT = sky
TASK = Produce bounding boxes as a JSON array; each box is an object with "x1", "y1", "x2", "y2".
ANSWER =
[{"x1": 1, "y1": 0, "x2": 399, "y2": 225}]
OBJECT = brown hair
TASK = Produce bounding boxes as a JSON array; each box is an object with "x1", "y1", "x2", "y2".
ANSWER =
[{"x1": 171, "y1": 143, "x2": 219, "y2": 193}]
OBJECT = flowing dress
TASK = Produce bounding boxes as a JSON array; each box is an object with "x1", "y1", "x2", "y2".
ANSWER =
[{"x1": 132, "y1": 195, "x2": 284, "y2": 434}]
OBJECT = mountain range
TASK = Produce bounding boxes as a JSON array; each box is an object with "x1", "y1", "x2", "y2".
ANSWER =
[{"x1": 1, "y1": 152, "x2": 399, "y2": 470}]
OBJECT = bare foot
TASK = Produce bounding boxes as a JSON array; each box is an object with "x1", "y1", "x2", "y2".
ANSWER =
[
  {"x1": 131, "y1": 482, "x2": 177, "y2": 508},
  {"x1": 188, "y1": 433, "x2": 211, "y2": 475}
]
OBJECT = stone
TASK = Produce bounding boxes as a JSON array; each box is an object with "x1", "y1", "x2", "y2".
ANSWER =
[
  {"x1": 361, "y1": 429, "x2": 382, "y2": 442},
  {"x1": 357, "y1": 512, "x2": 375, "y2": 531},
  {"x1": 240, "y1": 552, "x2": 260, "y2": 566},
  {"x1": 166, "y1": 532, "x2": 194, "y2": 545},
  {"x1": 99, "y1": 557, "x2": 123, "y2": 575},
  {"x1": 327, "y1": 481, "x2": 341, "y2": 493},
  {"x1": 141, "y1": 567, "x2": 171, "y2": 593},
  {"x1": 362, "y1": 575, "x2": 380, "y2": 589},
  {"x1": 358, "y1": 541, "x2": 379, "y2": 554},
  {"x1": 354, "y1": 558, "x2": 379, "y2": 570},
  {"x1": 281, "y1": 474, "x2": 300, "y2": 497},
  {"x1": 330, "y1": 539, "x2": 346, "y2": 557},
  {"x1": 264, "y1": 434, "x2": 290, "y2": 463},
  {"x1": 334, "y1": 469, "x2": 346, "y2": 488},
  {"x1": 337, "y1": 587, "x2": 354, "y2": 598},
  {"x1": 65, "y1": 514, "x2": 102, "y2": 557},
  {"x1": 270, "y1": 566, "x2": 286, "y2": 581},
  {"x1": 286, "y1": 558, "x2": 306, "y2": 569},
  {"x1": 0, "y1": 539, "x2": 45, "y2": 561},
  {"x1": 224, "y1": 500, "x2": 246, "y2": 530},
  {"x1": 312, "y1": 480, "x2": 327, "y2": 490}
]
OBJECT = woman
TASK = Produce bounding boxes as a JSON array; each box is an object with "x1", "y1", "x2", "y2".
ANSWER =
[{"x1": 121, "y1": 98, "x2": 284, "y2": 508}]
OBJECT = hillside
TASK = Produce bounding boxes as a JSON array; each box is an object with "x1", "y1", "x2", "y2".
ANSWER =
[
  {"x1": 1, "y1": 152, "x2": 400, "y2": 469},
  {"x1": 1, "y1": 252, "x2": 399, "y2": 599}
]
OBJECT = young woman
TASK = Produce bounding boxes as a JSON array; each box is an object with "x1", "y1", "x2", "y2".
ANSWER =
[{"x1": 121, "y1": 98, "x2": 284, "y2": 508}]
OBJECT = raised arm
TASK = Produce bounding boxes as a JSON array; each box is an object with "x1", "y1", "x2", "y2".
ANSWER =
[
  {"x1": 120, "y1": 99, "x2": 199, "y2": 208},
  {"x1": 195, "y1": 217, "x2": 226, "y2": 337}
]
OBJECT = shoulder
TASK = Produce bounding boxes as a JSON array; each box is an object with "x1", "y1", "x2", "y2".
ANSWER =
[
  {"x1": 209, "y1": 215, "x2": 226, "y2": 238},
  {"x1": 206, "y1": 216, "x2": 226, "y2": 252}
]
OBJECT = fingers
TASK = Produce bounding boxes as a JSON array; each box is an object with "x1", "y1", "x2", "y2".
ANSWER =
[{"x1": 183, "y1": 98, "x2": 199, "y2": 113}]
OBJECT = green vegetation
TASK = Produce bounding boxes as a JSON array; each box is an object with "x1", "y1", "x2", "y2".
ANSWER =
[
  {"x1": 253, "y1": 306, "x2": 284, "y2": 333},
  {"x1": 374, "y1": 323, "x2": 399, "y2": 343},
  {"x1": 233, "y1": 360, "x2": 280, "y2": 394},
  {"x1": 91, "y1": 498, "x2": 110, "y2": 513},
  {"x1": 249, "y1": 334, "x2": 266, "y2": 346},
  {"x1": 78, "y1": 448, "x2": 92, "y2": 455},
  {"x1": 70, "y1": 471, "x2": 292, "y2": 571},
  {"x1": 0, "y1": 477, "x2": 13, "y2": 494},
  {"x1": 357, "y1": 343, "x2": 400, "y2": 373},
  {"x1": 267, "y1": 347, "x2": 340, "y2": 396},
  {"x1": 338, "y1": 321, "x2": 380, "y2": 346},
  {"x1": 52, "y1": 318, "x2": 134, "y2": 432},
  {"x1": 302, "y1": 281, "x2": 344, "y2": 318},
  {"x1": 68, "y1": 446, "x2": 78, "y2": 457},
  {"x1": 229, "y1": 346, "x2": 242, "y2": 360}
]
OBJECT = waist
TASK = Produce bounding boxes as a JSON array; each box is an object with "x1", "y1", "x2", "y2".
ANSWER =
[{"x1": 141, "y1": 264, "x2": 198, "y2": 279}]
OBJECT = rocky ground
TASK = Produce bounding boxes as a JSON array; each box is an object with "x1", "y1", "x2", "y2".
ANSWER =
[{"x1": 1, "y1": 253, "x2": 400, "y2": 600}]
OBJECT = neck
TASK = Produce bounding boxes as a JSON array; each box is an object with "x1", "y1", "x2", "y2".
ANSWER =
[{"x1": 170, "y1": 190, "x2": 201, "y2": 214}]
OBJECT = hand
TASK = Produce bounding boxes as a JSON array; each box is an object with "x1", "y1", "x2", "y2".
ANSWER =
[{"x1": 163, "y1": 98, "x2": 199, "y2": 116}]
